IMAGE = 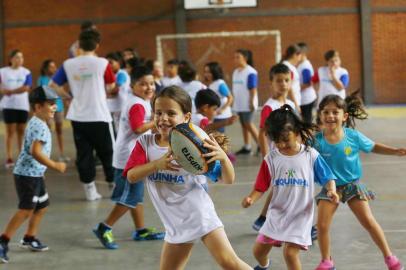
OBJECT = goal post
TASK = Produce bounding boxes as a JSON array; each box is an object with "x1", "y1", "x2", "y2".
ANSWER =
[{"x1": 156, "y1": 30, "x2": 282, "y2": 67}]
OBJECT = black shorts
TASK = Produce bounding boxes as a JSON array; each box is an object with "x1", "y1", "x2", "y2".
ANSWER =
[
  {"x1": 14, "y1": 174, "x2": 50, "y2": 210},
  {"x1": 2, "y1": 109, "x2": 29, "y2": 124}
]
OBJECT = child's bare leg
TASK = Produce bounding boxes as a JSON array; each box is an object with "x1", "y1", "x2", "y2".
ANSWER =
[
  {"x1": 317, "y1": 200, "x2": 338, "y2": 260},
  {"x1": 348, "y1": 198, "x2": 392, "y2": 257},
  {"x1": 105, "y1": 204, "x2": 129, "y2": 227},
  {"x1": 202, "y1": 227, "x2": 252, "y2": 270},
  {"x1": 25, "y1": 207, "x2": 47, "y2": 236},
  {"x1": 159, "y1": 241, "x2": 194, "y2": 270},
  {"x1": 55, "y1": 120, "x2": 64, "y2": 156},
  {"x1": 5, "y1": 123, "x2": 16, "y2": 160},
  {"x1": 3, "y1": 209, "x2": 33, "y2": 238},
  {"x1": 253, "y1": 242, "x2": 272, "y2": 267},
  {"x1": 130, "y1": 204, "x2": 144, "y2": 229},
  {"x1": 246, "y1": 122, "x2": 259, "y2": 144},
  {"x1": 283, "y1": 243, "x2": 301, "y2": 270},
  {"x1": 16, "y1": 123, "x2": 26, "y2": 151},
  {"x1": 241, "y1": 123, "x2": 250, "y2": 146}
]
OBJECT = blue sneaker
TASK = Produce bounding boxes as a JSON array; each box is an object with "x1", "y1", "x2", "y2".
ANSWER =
[
  {"x1": 252, "y1": 216, "x2": 266, "y2": 231},
  {"x1": 0, "y1": 241, "x2": 9, "y2": 264},
  {"x1": 311, "y1": 225, "x2": 318, "y2": 242},
  {"x1": 19, "y1": 238, "x2": 49, "y2": 252},
  {"x1": 92, "y1": 226, "x2": 118, "y2": 249},
  {"x1": 254, "y1": 261, "x2": 271, "y2": 270},
  {"x1": 132, "y1": 228, "x2": 165, "y2": 241}
]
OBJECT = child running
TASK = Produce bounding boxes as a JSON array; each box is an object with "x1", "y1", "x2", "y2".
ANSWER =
[
  {"x1": 0, "y1": 86, "x2": 67, "y2": 264},
  {"x1": 252, "y1": 63, "x2": 296, "y2": 231},
  {"x1": 242, "y1": 104, "x2": 339, "y2": 270},
  {"x1": 314, "y1": 92, "x2": 405, "y2": 270},
  {"x1": 242, "y1": 104, "x2": 338, "y2": 270},
  {"x1": 92, "y1": 65, "x2": 164, "y2": 250},
  {"x1": 123, "y1": 86, "x2": 252, "y2": 270}
]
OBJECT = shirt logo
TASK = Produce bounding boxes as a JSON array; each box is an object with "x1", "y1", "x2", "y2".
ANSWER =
[
  {"x1": 344, "y1": 146, "x2": 352, "y2": 156},
  {"x1": 148, "y1": 172, "x2": 185, "y2": 185},
  {"x1": 274, "y1": 168, "x2": 308, "y2": 187}
]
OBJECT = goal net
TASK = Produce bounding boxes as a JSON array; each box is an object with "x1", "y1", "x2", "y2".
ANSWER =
[{"x1": 156, "y1": 30, "x2": 282, "y2": 104}]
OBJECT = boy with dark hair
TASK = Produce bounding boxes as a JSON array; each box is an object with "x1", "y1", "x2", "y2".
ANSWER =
[
  {"x1": 161, "y1": 59, "x2": 181, "y2": 87},
  {"x1": 93, "y1": 65, "x2": 164, "y2": 249},
  {"x1": 50, "y1": 29, "x2": 117, "y2": 201},
  {"x1": 0, "y1": 86, "x2": 67, "y2": 264}
]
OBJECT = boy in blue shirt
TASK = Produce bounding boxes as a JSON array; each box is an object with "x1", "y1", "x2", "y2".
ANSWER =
[{"x1": 0, "y1": 86, "x2": 67, "y2": 264}]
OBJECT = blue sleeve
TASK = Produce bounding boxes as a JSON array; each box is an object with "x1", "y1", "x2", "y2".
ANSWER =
[
  {"x1": 116, "y1": 72, "x2": 127, "y2": 87},
  {"x1": 247, "y1": 73, "x2": 258, "y2": 90},
  {"x1": 24, "y1": 74, "x2": 32, "y2": 86},
  {"x1": 314, "y1": 155, "x2": 336, "y2": 186},
  {"x1": 357, "y1": 130, "x2": 375, "y2": 153},
  {"x1": 301, "y1": 69, "x2": 312, "y2": 84},
  {"x1": 204, "y1": 160, "x2": 221, "y2": 182},
  {"x1": 52, "y1": 66, "x2": 68, "y2": 86},
  {"x1": 339, "y1": 74, "x2": 349, "y2": 88},
  {"x1": 218, "y1": 82, "x2": 230, "y2": 97},
  {"x1": 31, "y1": 123, "x2": 48, "y2": 144}
]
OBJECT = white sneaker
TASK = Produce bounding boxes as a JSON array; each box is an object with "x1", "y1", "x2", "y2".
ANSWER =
[{"x1": 83, "y1": 182, "x2": 102, "y2": 201}]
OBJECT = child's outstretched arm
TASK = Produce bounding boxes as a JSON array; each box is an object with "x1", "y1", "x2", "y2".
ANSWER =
[
  {"x1": 127, "y1": 151, "x2": 180, "y2": 183},
  {"x1": 31, "y1": 140, "x2": 66, "y2": 173},
  {"x1": 372, "y1": 143, "x2": 406, "y2": 156},
  {"x1": 202, "y1": 134, "x2": 235, "y2": 184},
  {"x1": 242, "y1": 189, "x2": 267, "y2": 208}
]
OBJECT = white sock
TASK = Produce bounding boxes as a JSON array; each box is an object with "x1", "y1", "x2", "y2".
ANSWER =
[
  {"x1": 259, "y1": 259, "x2": 270, "y2": 268},
  {"x1": 244, "y1": 144, "x2": 251, "y2": 150}
]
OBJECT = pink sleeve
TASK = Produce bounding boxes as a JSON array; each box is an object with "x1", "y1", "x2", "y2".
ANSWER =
[
  {"x1": 129, "y1": 104, "x2": 146, "y2": 131},
  {"x1": 259, "y1": 106, "x2": 272, "y2": 129},
  {"x1": 123, "y1": 141, "x2": 147, "y2": 177},
  {"x1": 200, "y1": 117, "x2": 210, "y2": 129},
  {"x1": 104, "y1": 63, "x2": 116, "y2": 84},
  {"x1": 254, "y1": 160, "x2": 272, "y2": 192}
]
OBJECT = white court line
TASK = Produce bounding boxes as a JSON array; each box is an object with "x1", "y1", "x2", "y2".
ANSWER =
[{"x1": 383, "y1": 230, "x2": 406, "y2": 233}]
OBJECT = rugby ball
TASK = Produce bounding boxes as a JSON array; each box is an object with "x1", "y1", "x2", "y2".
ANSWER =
[{"x1": 169, "y1": 122, "x2": 214, "y2": 175}]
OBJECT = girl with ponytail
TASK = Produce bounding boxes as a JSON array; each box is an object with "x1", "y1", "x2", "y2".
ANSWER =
[
  {"x1": 232, "y1": 49, "x2": 260, "y2": 155},
  {"x1": 314, "y1": 92, "x2": 405, "y2": 270}
]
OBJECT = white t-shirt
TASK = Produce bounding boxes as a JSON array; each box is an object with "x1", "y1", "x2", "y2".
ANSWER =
[
  {"x1": 0, "y1": 66, "x2": 32, "y2": 111},
  {"x1": 124, "y1": 133, "x2": 223, "y2": 243},
  {"x1": 297, "y1": 60, "x2": 317, "y2": 106},
  {"x1": 282, "y1": 60, "x2": 301, "y2": 106},
  {"x1": 113, "y1": 94, "x2": 152, "y2": 169},
  {"x1": 209, "y1": 79, "x2": 232, "y2": 119},
  {"x1": 178, "y1": 80, "x2": 206, "y2": 114},
  {"x1": 232, "y1": 65, "x2": 258, "y2": 112},
  {"x1": 161, "y1": 76, "x2": 182, "y2": 87},
  {"x1": 52, "y1": 55, "x2": 115, "y2": 122},
  {"x1": 317, "y1": 66, "x2": 349, "y2": 105},
  {"x1": 107, "y1": 69, "x2": 130, "y2": 113},
  {"x1": 254, "y1": 146, "x2": 334, "y2": 246}
]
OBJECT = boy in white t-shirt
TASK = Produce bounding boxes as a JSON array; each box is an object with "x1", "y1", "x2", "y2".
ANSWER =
[
  {"x1": 161, "y1": 59, "x2": 182, "y2": 87},
  {"x1": 297, "y1": 42, "x2": 317, "y2": 124},
  {"x1": 93, "y1": 65, "x2": 164, "y2": 249},
  {"x1": 50, "y1": 29, "x2": 117, "y2": 201},
  {"x1": 312, "y1": 50, "x2": 349, "y2": 105}
]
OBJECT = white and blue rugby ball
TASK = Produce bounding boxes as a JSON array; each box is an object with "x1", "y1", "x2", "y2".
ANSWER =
[{"x1": 169, "y1": 122, "x2": 214, "y2": 175}]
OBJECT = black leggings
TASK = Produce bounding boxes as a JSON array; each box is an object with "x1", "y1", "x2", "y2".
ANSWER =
[
  {"x1": 300, "y1": 101, "x2": 316, "y2": 124},
  {"x1": 71, "y1": 121, "x2": 114, "y2": 184}
]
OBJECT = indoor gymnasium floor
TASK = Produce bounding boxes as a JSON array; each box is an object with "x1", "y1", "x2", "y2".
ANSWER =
[{"x1": 1, "y1": 107, "x2": 405, "y2": 270}]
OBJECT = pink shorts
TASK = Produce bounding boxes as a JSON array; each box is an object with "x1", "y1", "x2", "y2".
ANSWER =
[{"x1": 256, "y1": 233, "x2": 308, "y2": 251}]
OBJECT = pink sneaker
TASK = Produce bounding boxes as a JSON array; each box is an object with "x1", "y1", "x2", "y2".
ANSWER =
[
  {"x1": 385, "y1": 255, "x2": 404, "y2": 270},
  {"x1": 315, "y1": 258, "x2": 336, "y2": 270}
]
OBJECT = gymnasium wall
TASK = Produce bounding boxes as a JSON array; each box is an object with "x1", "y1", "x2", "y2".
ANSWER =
[{"x1": 1, "y1": 0, "x2": 405, "y2": 104}]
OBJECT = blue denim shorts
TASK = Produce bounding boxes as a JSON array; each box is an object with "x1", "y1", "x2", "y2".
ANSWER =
[
  {"x1": 111, "y1": 168, "x2": 144, "y2": 208},
  {"x1": 316, "y1": 180, "x2": 376, "y2": 204}
]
